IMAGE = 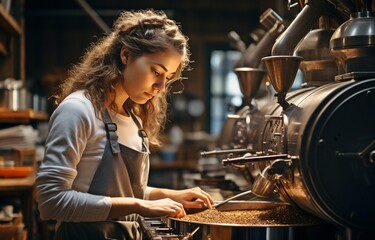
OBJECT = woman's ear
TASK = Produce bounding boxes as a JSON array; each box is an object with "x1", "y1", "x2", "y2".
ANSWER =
[{"x1": 120, "y1": 48, "x2": 128, "y2": 64}]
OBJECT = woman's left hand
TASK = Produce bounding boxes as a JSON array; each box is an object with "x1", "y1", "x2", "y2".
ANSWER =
[{"x1": 167, "y1": 187, "x2": 214, "y2": 210}]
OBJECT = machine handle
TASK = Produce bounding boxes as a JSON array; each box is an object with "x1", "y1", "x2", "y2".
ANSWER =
[
  {"x1": 201, "y1": 148, "x2": 254, "y2": 157},
  {"x1": 222, "y1": 154, "x2": 290, "y2": 166}
]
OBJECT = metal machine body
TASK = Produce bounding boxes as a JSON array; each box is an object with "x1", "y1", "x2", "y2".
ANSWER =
[
  {"x1": 259, "y1": 78, "x2": 375, "y2": 231},
  {"x1": 211, "y1": 0, "x2": 375, "y2": 239}
]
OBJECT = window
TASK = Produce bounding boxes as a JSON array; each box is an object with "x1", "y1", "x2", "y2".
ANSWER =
[
  {"x1": 208, "y1": 50, "x2": 242, "y2": 135},
  {"x1": 206, "y1": 47, "x2": 303, "y2": 136}
]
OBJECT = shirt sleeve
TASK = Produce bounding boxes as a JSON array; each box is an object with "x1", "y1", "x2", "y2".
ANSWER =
[
  {"x1": 144, "y1": 186, "x2": 154, "y2": 200},
  {"x1": 35, "y1": 99, "x2": 112, "y2": 222}
]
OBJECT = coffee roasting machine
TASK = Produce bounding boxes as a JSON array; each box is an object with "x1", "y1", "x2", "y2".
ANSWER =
[
  {"x1": 138, "y1": 0, "x2": 375, "y2": 239},
  {"x1": 175, "y1": 0, "x2": 375, "y2": 239}
]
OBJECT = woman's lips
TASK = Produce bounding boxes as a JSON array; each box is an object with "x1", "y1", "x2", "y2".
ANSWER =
[{"x1": 144, "y1": 92, "x2": 154, "y2": 99}]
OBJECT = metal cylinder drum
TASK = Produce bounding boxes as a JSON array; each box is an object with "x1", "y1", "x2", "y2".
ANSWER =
[{"x1": 256, "y1": 77, "x2": 375, "y2": 232}]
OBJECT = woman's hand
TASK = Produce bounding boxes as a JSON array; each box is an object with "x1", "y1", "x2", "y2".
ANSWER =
[
  {"x1": 149, "y1": 187, "x2": 214, "y2": 210},
  {"x1": 110, "y1": 187, "x2": 214, "y2": 220},
  {"x1": 137, "y1": 198, "x2": 186, "y2": 218},
  {"x1": 109, "y1": 197, "x2": 185, "y2": 219}
]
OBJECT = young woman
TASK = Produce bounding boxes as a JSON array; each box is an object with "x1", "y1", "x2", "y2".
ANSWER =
[{"x1": 36, "y1": 9, "x2": 214, "y2": 239}]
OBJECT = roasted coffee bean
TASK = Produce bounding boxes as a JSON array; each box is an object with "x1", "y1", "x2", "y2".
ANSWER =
[{"x1": 180, "y1": 206, "x2": 321, "y2": 226}]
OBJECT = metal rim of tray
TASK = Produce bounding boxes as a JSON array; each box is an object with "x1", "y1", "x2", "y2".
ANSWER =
[{"x1": 169, "y1": 217, "x2": 321, "y2": 227}]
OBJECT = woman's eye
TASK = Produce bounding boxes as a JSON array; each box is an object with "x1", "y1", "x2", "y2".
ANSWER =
[{"x1": 152, "y1": 68, "x2": 160, "y2": 76}]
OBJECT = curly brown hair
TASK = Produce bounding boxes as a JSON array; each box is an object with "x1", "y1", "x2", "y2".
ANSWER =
[{"x1": 53, "y1": 9, "x2": 191, "y2": 147}]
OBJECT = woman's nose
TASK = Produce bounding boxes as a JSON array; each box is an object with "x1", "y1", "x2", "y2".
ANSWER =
[{"x1": 153, "y1": 76, "x2": 167, "y2": 92}]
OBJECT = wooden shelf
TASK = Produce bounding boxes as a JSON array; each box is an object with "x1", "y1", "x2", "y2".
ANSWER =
[
  {"x1": 0, "y1": 169, "x2": 35, "y2": 188},
  {"x1": 0, "y1": 109, "x2": 49, "y2": 123},
  {"x1": 0, "y1": 39, "x2": 7, "y2": 55},
  {"x1": 0, "y1": 170, "x2": 35, "y2": 240},
  {"x1": 0, "y1": 4, "x2": 22, "y2": 35}
]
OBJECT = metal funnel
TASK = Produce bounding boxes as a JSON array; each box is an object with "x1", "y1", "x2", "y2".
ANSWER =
[
  {"x1": 234, "y1": 67, "x2": 266, "y2": 106},
  {"x1": 261, "y1": 55, "x2": 303, "y2": 109}
]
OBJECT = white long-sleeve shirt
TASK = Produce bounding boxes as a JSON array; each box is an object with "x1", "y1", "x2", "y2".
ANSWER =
[{"x1": 36, "y1": 90, "x2": 152, "y2": 222}]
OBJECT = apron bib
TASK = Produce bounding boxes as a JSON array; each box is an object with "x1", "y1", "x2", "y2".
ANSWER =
[{"x1": 55, "y1": 109, "x2": 150, "y2": 240}]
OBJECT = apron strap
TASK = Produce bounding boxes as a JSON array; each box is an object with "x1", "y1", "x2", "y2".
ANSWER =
[
  {"x1": 101, "y1": 110, "x2": 121, "y2": 154},
  {"x1": 124, "y1": 106, "x2": 150, "y2": 154}
]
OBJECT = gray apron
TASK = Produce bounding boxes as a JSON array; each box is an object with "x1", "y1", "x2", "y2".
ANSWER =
[{"x1": 55, "y1": 109, "x2": 150, "y2": 240}]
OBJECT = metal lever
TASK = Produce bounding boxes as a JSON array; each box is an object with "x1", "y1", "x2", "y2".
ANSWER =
[
  {"x1": 222, "y1": 154, "x2": 289, "y2": 166},
  {"x1": 201, "y1": 148, "x2": 254, "y2": 158},
  {"x1": 214, "y1": 189, "x2": 254, "y2": 210}
]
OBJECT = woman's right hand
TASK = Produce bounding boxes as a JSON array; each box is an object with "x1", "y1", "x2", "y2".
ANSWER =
[{"x1": 137, "y1": 198, "x2": 186, "y2": 218}]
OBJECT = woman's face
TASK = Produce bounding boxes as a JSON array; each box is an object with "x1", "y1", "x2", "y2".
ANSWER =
[{"x1": 121, "y1": 49, "x2": 182, "y2": 104}]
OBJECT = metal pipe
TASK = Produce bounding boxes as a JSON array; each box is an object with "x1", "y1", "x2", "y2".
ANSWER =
[
  {"x1": 271, "y1": 0, "x2": 345, "y2": 56},
  {"x1": 243, "y1": 11, "x2": 285, "y2": 67},
  {"x1": 271, "y1": 3, "x2": 321, "y2": 55}
]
